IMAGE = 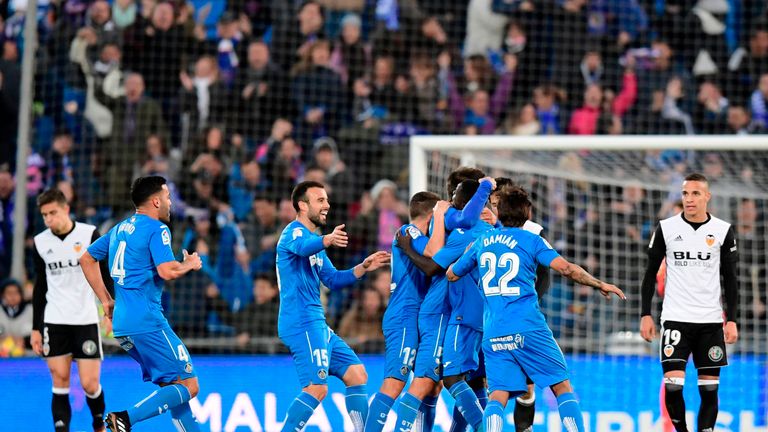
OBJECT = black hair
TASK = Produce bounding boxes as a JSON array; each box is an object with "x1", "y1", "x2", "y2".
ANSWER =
[
  {"x1": 453, "y1": 179, "x2": 480, "y2": 210},
  {"x1": 291, "y1": 181, "x2": 325, "y2": 212},
  {"x1": 446, "y1": 167, "x2": 485, "y2": 198},
  {"x1": 130, "y1": 175, "x2": 167, "y2": 208}
]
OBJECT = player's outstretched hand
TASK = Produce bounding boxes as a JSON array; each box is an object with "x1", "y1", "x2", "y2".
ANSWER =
[
  {"x1": 724, "y1": 321, "x2": 738, "y2": 344},
  {"x1": 479, "y1": 176, "x2": 497, "y2": 190},
  {"x1": 434, "y1": 200, "x2": 451, "y2": 216},
  {"x1": 183, "y1": 249, "x2": 203, "y2": 271},
  {"x1": 324, "y1": 224, "x2": 349, "y2": 248},
  {"x1": 597, "y1": 283, "x2": 626, "y2": 300},
  {"x1": 394, "y1": 229, "x2": 412, "y2": 250},
  {"x1": 31, "y1": 330, "x2": 43, "y2": 356},
  {"x1": 640, "y1": 315, "x2": 657, "y2": 342},
  {"x1": 362, "y1": 251, "x2": 391, "y2": 272}
]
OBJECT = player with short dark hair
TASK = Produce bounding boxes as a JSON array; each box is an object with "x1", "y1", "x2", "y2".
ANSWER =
[
  {"x1": 364, "y1": 191, "x2": 449, "y2": 432},
  {"x1": 32, "y1": 188, "x2": 113, "y2": 432},
  {"x1": 448, "y1": 186, "x2": 625, "y2": 432},
  {"x1": 278, "y1": 181, "x2": 390, "y2": 432},
  {"x1": 80, "y1": 175, "x2": 204, "y2": 432},
  {"x1": 640, "y1": 173, "x2": 739, "y2": 432}
]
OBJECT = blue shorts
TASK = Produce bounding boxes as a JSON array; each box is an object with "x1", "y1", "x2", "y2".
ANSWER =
[
  {"x1": 281, "y1": 325, "x2": 362, "y2": 387},
  {"x1": 383, "y1": 325, "x2": 419, "y2": 381},
  {"x1": 442, "y1": 324, "x2": 482, "y2": 377},
  {"x1": 482, "y1": 328, "x2": 569, "y2": 395},
  {"x1": 414, "y1": 313, "x2": 449, "y2": 382},
  {"x1": 116, "y1": 327, "x2": 196, "y2": 385}
]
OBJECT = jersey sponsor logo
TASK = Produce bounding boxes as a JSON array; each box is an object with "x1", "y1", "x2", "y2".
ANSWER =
[
  {"x1": 47, "y1": 259, "x2": 81, "y2": 271},
  {"x1": 672, "y1": 251, "x2": 712, "y2": 261},
  {"x1": 161, "y1": 229, "x2": 171, "y2": 246},
  {"x1": 292, "y1": 228, "x2": 303, "y2": 239},
  {"x1": 708, "y1": 345, "x2": 724, "y2": 362},
  {"x1": 46, "y1": 249, "x2": 54, "y2": 255},
  {"x1": 673, "y1": 235, "x2": 683, "y2": 242},
  {"x1": 663, "y1": 344, "x2": 675, "y2": 357},
  {"x1": 489, "y1": 334, "x2": 525, "y2": 352},
  {"x1": 82, "y1": 340, "x2": 98, "y2": 355},
  {"x1": 73, "y1": 242, "x2": 83, "y2": 253},
  {"x1": 705, "y1": 234, "x2": 716, "y2": 247}
]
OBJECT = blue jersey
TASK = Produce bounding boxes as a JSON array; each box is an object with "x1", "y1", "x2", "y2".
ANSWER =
[
  {"x1": 452, "y1": 227, "x2": 560, "y2": 339},
  {"x1": 87, "y1": 214, "x2": 176, "y2": 337},
  {"x1": 383, "y1": 224, "x2": 430, "y2": 330},
  {"x1": 444, "y1": 181, "x2": 493, "y2": 231},
  {"x1": 276, "y1": 220, "x2": 359, "y2": 337},
  {"x1": 440, "y1": 221, "x2": 493, "y2": 331}
]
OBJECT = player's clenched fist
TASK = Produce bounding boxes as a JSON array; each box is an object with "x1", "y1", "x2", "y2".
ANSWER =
[
  {"x1": 323, "y1": 224, "x2": 349, "y2": 248},
  {"x1": 479, "y1": 176, "x2": 497, "y2": 190},
  {"x1": 183, "y1": 249, "x2": 203, "y2": 271},
  {"x1": 434, "y1": 200, "x2": 451, "y2": 215}
]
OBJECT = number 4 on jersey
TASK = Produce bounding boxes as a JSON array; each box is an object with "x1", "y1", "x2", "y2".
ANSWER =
[{"x1": 111, "y1": 241, "x2": 127, "y2": 285}]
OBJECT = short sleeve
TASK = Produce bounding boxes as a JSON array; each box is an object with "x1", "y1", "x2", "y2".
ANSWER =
[
  {"x1": 533, "y1": 235, "x2": 560, "y2": 268},
  {"x1": 150, "y1": 224, "x2": 176, "y2": 266},
  {"x1": 405, "y1": 225, "x2": 429, "y2": 255},
  {"x1": 87, "y1": 229, "x2": 111, "y2": 261}
]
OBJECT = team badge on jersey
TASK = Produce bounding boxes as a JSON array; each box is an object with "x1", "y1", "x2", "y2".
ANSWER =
[
  {"x1": 73, "y1": 242, "x2": 83, "y2": 253},
  {"x1": 318, "y1": 369, "x2": 328, "y2": 379},
  {"x1": 705, "y1": 234, "x2": 716, "y2": 247},
  {"x1": 708, "y1": 346, "x2": 723, "y2": 361},
  {"x1": 663, "y1": 344, "x2": 674, "y2": 357},
  {"x1": 400, "y1": 366, "x2": 409, "y2": 377},
  {"x1": 82, "y1": 340, "x2": 97, "y2": 355},
  {"x1": 185, "y1": 363, "x2": 193, "y2": 373}
]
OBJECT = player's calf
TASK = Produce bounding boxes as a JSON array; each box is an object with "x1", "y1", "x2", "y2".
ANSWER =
[
  {"x1": 513, "y1": 385, "x2": 536, "y2": 432},
  {"x1": 663, "y1": 374, "x2": 688, "y2": 432},
  {"x1": 697, "y1": 372, "x2": 720, "y2": 432},
  {"x1": 550, "y1": 380, "x2": 586, "y2": 432},
  {"x1": 365, "y1": 378, "x2": 406, "y2": 432}
]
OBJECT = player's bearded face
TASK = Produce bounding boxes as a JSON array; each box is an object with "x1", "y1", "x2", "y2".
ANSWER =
[
  {"x1": 305, "y1": 188, "x2": 330, "y2": 226},
  {"x1": 158, "y1": 185, "x2": 172, "y2": 223}
]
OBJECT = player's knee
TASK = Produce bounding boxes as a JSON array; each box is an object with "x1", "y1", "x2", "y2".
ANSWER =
[
  {"x1": 442, "y1": 374, "x2": 463, "y2": 389},
  {"x1": 49, "y1": 370, "x2": 70, "y2": 387},
  {"x1": 517, "y1": 389, "x2": 534, "y2": 403},
  {"x1": 380, "y1": 378, "x2": 405, "y2": 399},
  {"x1": 698, "y1": 378, "x2": 719, "y2": 396},
  {"x1": 181, "y1": 378, "x2": 200, "y2": 398},
  {"x1": 664, "y1": 376, "x2": 685, "y2": 393},
  {"x1": 305, "y1": 384, "x2": 328, "y2": 401},
  {"x1": 80, "y1": 377, "x2": 100, "y2": 395},
  {"x1": 549, "y1": 379, "x2": 572, "y2": 396},
  {"x1": 344, "y1": 365, "x2": 368, "y2": 386}
]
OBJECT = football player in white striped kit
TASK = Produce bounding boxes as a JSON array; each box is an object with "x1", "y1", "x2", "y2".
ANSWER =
[
  {"x1": 640, "y1": 173, "x2": 739, "y2": 432},
  {"x1": 31, "y1": 189, "x2": 113, "y2": 432}
]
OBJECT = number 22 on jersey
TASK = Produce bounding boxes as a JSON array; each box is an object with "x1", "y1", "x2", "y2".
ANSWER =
[{"x1": 480, "y1": 251, "x2": 521, "y2": 297}]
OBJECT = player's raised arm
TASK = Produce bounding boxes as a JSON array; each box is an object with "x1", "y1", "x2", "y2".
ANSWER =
[
  {"x1": 549, "y1": 256, "x2": 626, "y2": 300},
  {"x1": 639, "y1": 224, "x2": 667, "y2": 341},
  {"x1": 445, "y1": 177, "x2": 495, "y2": 231},
  {"x1": 423, "y1": 200, "x2": 450, "y2": 257}
]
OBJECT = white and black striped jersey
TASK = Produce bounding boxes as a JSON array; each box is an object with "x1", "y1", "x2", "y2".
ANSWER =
[
  {"x1": 641, "y1": 213, "x2": 739, "y2": 324},
  {"x1": 32, "y1": 222, "x2": 113, "y2": 329}
]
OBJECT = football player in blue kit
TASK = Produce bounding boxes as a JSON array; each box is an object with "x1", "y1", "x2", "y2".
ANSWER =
[
  {"x1": 396, "y1": 180, "x2": 495, "y2": 432},
  {"x1": 80, "y1": 176, "x2": 204, "y2": 432},
  {"x1": 276, "y1": 181, "x2": 391, "y2": 432},
  {"x1": 393, "y1": 177, "x2": 497, "y2": 432},
  {"x1": 448, "y1": 187, "x2": 625, "y2": 432},
  {"x1": 364, "y1": 192, "x2": 449, "y2": 432}
]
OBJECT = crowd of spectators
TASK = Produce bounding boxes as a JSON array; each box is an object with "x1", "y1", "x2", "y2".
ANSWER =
[{"x1": 0, "y1": 0, "x2": 767, "y2": 354}]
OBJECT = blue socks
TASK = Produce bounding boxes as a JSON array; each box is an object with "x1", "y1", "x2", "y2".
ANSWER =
[
  {"x1": 556, "y1": 392, "x2": 585, "y2": 432},
  {"x1": 483, "y1": 400, "x2": 505, "y2": 432},
  {"x1": 364, "y1": 393, "x2": 395, "y2": 432},
  {"x1": 127, "y1": 384, "x2": 191, "y2": 424},
  {"x1": 420, "y1": 395, "x2": 438, "y2": 431},
  {"x1": 170, "y1": 402, "x2": 200, "y2": 432},
  {"x1": 394, "y1": 393, "x2": 422, "y2": 432},
  {"x1": 449, "y1": 381, "x2": 483, "y2": 429},
  {"x1": 282, "y1": 392, "x2": 320, "y2": 432},
  {"x1": 346, "y1": 385, "x2": 369, "y2": 432},
  {"x1": 449, "y1": 405, "x2": 468, "y2": 432},
  {"x1": 474, "y1": 387, "x2": 488, "y2": 409}
]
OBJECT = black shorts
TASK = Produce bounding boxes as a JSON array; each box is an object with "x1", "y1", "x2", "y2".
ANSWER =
[
  {"x1": 43, "y1": 323, "x2": 103, "y2": 360},
  {"x1": 660, "y1": 321, "x2": 727, "y2": 373}
]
